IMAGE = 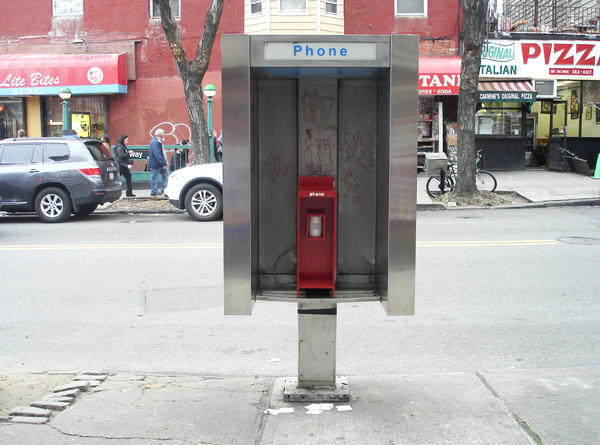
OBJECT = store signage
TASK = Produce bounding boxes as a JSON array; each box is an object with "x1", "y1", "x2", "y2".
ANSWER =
[
  {"x1": 419, "y1": 73, "x2": 460, "y2": 95},
  {"x1": 478, "y1": 91, "x2": 535, "y2": 102},
  {"x1": 264, "y1": 42, "x2": 378, "y2": 61},
  {"x1": 482, "y1": 39, "x2": 600, "y2": 79},
  {"x1": 418, "y1": 57, "x2": 462, "y2": 95},
  {"x1": 0, "y1": 54, "x2": 127, "y2": 96}
]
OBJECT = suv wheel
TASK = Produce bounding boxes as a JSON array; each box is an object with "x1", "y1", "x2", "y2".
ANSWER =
[
  {"x1": 35, "y1": 187, "x2": 72, "y2": 223},
  {"x1": 184, "y1": 183, "x2": 222, "y2": 221}
]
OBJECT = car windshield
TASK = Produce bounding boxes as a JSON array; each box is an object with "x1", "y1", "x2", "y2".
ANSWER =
[{"x1": 85, "y1": 141, "x2": 111, "y2": 161}]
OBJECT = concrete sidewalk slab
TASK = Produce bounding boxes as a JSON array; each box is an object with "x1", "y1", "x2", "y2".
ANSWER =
[
  {"x1": 48, "y1": 375, "x2": 269, "y2": 445},
  {"x1": 262, "y1": 374, "x2": 533, "y2": 445},
  {"x1": 2, "y1": 368, "x2": 600, "y2": 444},
  {"x1": 480, "y1": 367, "x2": 600, "y2": 445}
]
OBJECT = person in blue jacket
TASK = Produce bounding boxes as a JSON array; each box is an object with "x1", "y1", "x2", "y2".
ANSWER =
[{"x1": 148, "y1": 128, "x2": 169, "y2": 196}]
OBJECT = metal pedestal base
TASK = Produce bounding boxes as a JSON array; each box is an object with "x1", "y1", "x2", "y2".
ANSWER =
[
  {"x1": 283, "y1": 376, "x2": 350, "y2": 402},
  {"x1": 284, "y1": 302, "x2": 350, "y2": 402}
]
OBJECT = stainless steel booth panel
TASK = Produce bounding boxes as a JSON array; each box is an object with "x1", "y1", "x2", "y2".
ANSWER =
[
  {"x1": 380, "y1": 34, "x2": 418, "y2": 316},
  {"x1": 223, "y1": 35, "x2": 257, "y2": 315}
]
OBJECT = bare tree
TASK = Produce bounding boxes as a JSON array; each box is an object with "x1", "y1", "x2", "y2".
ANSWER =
[
  {"x1": 454, "y1": 0, "x2": 489, "y2": 197},
  {"x1": 157, "y1": 0, "x2": 224, "y2": 164}
]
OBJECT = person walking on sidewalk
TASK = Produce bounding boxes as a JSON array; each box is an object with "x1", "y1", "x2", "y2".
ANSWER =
[
  {"x1": 149, "y1": 128, "x2": 169, "y2": 196},
  {"x1": 114, "y1": 134, "x2": 136, "y2": 198}
]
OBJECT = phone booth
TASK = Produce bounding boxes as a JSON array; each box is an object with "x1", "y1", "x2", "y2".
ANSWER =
[{"x1": 222, "y1": 35, "x2": 418, "y2": 400}]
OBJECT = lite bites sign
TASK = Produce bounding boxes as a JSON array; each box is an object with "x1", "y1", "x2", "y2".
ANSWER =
[
  {"x1": 482, "y1": 39, "x2": 600, "y2": 79},
  {"x1": 0, "y1": 53, "x2": 127, "y2": 96}
]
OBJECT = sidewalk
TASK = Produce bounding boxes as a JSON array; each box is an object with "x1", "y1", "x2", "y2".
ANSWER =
[
  {"x1": 417, "y1": 169, "x2": 600, "y2": 210},
  {"x1": 102, "y1": 170, "x2": 600, "y2": 214},
  {"x1": 2, "y1": 367, "x2": 599, "y2": 444}
]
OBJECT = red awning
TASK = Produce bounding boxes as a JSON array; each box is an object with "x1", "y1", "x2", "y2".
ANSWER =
[
  {"x1": 477, "y1": 80, "x2": 537, "y2": 102},
  {"x1": 418, "y1": 57, "x2": 461, "y2": 95},
  {"x1": 477, "y1": 80, "x2": 536, "y2": 93},
  {"x1": 0, "y1": 53, "x2": 127, "y2": 96}
]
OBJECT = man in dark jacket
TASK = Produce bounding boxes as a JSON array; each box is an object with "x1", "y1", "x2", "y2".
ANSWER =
[{"x1": 148, "y1": 128, "x2": 169, "y2": 196}]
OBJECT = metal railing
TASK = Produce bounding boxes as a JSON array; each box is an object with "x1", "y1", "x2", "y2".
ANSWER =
[{"x1": 491, "y1": 2, "x2": 600, "y2": 33}]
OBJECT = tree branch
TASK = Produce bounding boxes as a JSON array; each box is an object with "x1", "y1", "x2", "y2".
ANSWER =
[{"x1": 158, "y1": 0, "x2": 189, "y2": 72}]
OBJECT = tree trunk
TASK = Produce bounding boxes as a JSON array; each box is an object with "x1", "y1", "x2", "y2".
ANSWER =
[
  {"x1": 158, "y1": 0, "x2": 223, "y2": 164},
  {"x1": 454, "y1": 0, "x2": 489, "y2": 196}
]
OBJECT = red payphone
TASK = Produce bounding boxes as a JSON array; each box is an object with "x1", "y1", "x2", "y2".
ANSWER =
[{"x1": 297, "y1": 176, "x2": 337, "y2": 298}]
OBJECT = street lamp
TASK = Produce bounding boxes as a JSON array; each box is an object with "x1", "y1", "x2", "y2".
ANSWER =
[
  {"x1": 203, "y1": 84, "x2": 217, "y2": 163},
  {"x1": 58, "y1": 87, "x2": 72, "y2": 132}
]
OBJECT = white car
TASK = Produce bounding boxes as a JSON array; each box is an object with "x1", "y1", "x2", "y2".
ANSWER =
[{"x1": 164, "y1": 162, "x2": 223, "y2": 221}]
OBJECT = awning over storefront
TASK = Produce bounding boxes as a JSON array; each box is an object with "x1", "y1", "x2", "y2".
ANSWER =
[
  {"x1": 0, "y1": 53, "x2": 127, "y2": 96},
  {"x1": 477, "y1": 80, "x2": 537, "y2": 102},
  {"x1": 418, "y1": 57, "x2": 461, "y2": 95}
]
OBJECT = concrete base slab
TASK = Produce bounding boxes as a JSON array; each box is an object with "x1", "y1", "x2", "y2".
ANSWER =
[
  {"x1": 283, "y1": 377, "x2": 350, "y2": 402},
  {"x1": 264, "y1": 374, "x2": 534, "y2": 445}
]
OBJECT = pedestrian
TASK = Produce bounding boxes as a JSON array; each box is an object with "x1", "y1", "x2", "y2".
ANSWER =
[
  {"x1": 100, "y1": 135, "x2": 112, "y2": 158},
  {"x1": 215, "y1": 131, "x2": 223, "y2": 162},
  {"x1": 169, "y1": 140, "x2": 189, "y2": 171},
  {"x1": 149, "y1": 128, "x2": 169, "y2": 196},
  {"x1": 17, "y1": 129, "x2": 26, "y2": 138},
  {"x1": 114, "y1": 134, "x2": 136, "y2": 198}
]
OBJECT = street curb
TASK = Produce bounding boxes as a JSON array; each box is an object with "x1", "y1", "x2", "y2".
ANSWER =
[
  {"x1": 418, "y1": 196, "x2": 600, "y2": 211},
  {"x1": 100, "y1": 199, "x2": 600, "y2": 214},
  {"x1": 96, "y1": 209, "x2": 186, "y2": 214}
]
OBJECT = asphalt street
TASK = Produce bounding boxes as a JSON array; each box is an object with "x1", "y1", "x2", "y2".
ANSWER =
[{"x1": 0, "y1": 170, "x2": 599, "y2": 443}]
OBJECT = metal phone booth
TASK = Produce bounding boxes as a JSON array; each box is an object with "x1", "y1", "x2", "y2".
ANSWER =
[{"x1": 222, "y1": 35, "x2": 418, "y2": 400}]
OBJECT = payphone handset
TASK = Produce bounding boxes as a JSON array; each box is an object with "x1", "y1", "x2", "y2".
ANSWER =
[{"x1": 297, "y1": 176, "x2": 337, "y2": 298}]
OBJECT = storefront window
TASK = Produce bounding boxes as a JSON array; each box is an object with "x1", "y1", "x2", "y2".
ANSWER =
[
  {"x1": 44, "y1": 95, "x2": 107, "y2": 139},
  {"x1": 557, "y1": 81, "x2": 581, "y2": 137},
  {"x1": 0, "y1": 98, "x2": 26, "y2": 139},
  {"x1": 475, "y1": 103, "x2": 522, "y2": 136},
  {"x1": 582, "y1": 80, "x2": 600, "y2": 137}
]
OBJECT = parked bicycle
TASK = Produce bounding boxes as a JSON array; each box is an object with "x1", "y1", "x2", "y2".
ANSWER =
[{"x1": 426, "y1": 150, "x2": 497, "y2": 198}]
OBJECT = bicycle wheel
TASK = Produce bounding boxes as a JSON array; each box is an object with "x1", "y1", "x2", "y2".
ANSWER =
[
  {"x1": 476, "y1": 170, "x2": 497, "y2": 192},
  {"x1": 426, "y1": 175, "x2": 454, "y2": 198}
]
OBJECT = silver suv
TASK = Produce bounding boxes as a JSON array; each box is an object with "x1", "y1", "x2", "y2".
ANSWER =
[{"x1": 0, "y1": 137, "x2": 122, "y2": 223}]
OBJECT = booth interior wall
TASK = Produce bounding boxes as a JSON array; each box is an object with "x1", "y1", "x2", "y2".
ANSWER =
[
  {"x1": 251, "y1": 71, "x2": 260, "y2": 298},
  {"x1": 298, "y1": 78, "x2": 339, "y2": 179},
  {"x1": 257, "y1": 79, "x2": 299, "y2": 279},
  {"x1": 376, "y1": 69, "x2": 391, "y2": 298},
  {"x1": 337, "y1": 79, "x2": 378, "y2": 278}
]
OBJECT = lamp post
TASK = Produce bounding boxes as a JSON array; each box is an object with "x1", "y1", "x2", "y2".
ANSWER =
[
  {"x1": 203, "y1": 84, "x2": 217, "y2": 163},
  {"x1": 58, "y1": 87, "x2": 72, "y2": 132}
]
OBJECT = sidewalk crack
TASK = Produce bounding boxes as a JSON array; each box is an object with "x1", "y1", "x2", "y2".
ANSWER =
[{"x1": 476, "y1": 372, "x2": 542, "y2": 445}]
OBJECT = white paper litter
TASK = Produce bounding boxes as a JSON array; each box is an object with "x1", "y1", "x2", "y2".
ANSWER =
[
  {"x1": 305, "y1": 403, "x2": 334, "y2": 411},
  {"x1": 264, "y1": 407, "x2": 294, "y2": 415},
  {"x1": 306, "y1": 409, "x2": 323, "y2": 415},
  {"x1": 336, "y1": 405, "x2": 353, "y2": 412}
]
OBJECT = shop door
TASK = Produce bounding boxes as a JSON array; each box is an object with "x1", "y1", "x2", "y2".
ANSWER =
[{"x1": 547, "y1": 100, "x2": 568, "y2": 171}]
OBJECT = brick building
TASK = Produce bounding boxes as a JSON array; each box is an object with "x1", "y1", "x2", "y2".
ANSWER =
[
  {"x1": 0, "y1": 0, "x2": 243, "y2": 145},
  {"x1": 1, "y1": 0, "x2": 462, "y2": 150}
]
